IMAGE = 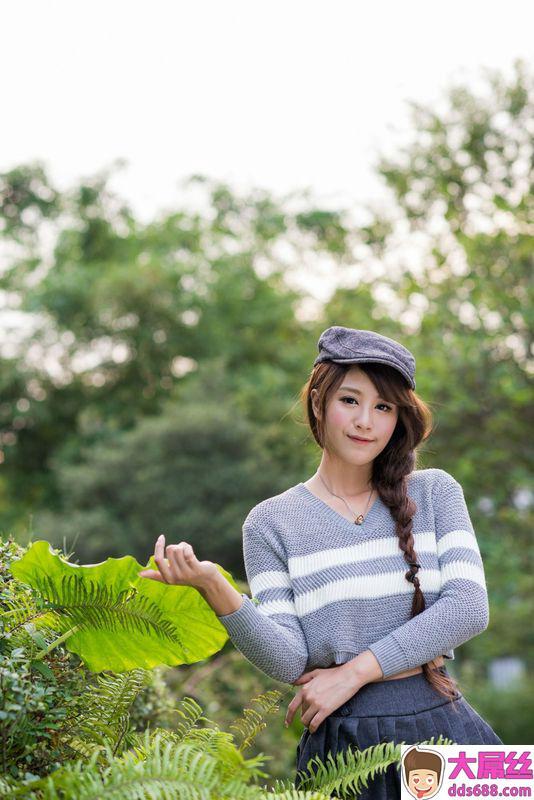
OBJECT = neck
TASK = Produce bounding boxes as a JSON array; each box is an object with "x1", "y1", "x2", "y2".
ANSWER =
[{"x1": 315, "y1": 453, "x2": 373, "y2": 497}]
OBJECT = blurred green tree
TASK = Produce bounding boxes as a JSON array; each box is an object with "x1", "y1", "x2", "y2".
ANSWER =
[
  {"x1": 0, "y1": 61, "x2": 532, "y2": 686},
  {"x1": 322, "y1": 59, "x2": 533, "y2": 672}
]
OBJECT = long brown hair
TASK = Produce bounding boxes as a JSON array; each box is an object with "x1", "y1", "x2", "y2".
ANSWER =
[{"x1": 301, "y1": 359, "x2": 461, "y2": 702}]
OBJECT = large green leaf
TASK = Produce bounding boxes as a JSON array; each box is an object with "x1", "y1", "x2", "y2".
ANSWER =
[{"x1": 9, "y1": 540, "x2": 241, "y2": 673}]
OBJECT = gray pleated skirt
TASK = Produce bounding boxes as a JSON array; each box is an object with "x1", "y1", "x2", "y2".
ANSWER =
[{"x1": 294, "y1": 667, "x2": 503, "y2": 799}]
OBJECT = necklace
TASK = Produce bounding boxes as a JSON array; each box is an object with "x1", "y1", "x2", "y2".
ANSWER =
[{"x1": 317, "y1": 471, "x2": 375, "y2": 525}]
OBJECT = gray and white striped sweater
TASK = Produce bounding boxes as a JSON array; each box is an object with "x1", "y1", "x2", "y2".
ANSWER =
[{"x1": 216, "y1": 468, "x2": 489, "y2": 684}]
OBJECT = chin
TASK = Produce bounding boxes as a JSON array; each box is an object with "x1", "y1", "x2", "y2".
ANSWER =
[{"x1": 344, "y1": 450, "x2": 374, "y2": 463}]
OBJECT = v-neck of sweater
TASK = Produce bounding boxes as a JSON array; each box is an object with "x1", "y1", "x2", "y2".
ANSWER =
[{"x1": 291, "y1": 481, "x2": 386, "y2": 534}]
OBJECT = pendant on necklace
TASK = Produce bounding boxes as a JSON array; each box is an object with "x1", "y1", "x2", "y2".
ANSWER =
[{"x1": 354, "y1": 514, "x2": 364, "y2": 525}]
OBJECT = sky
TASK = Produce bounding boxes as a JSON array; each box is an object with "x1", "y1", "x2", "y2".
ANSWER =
[{"x1": 2, "y1": 0, "x2": 533, "y2": 224}]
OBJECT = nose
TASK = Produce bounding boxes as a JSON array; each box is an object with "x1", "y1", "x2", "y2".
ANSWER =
[{"x1": 353, "y1": 405, "x2": 373, "y2": 428}]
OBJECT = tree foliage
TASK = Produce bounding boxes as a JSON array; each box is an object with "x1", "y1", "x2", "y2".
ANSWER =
[{"x1": 0, "y1": 61, "x2": 532, "y2": 718}]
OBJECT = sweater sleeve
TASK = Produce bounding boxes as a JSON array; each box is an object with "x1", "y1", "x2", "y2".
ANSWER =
[
  {"x1": 368, "y1": 473, "x2": 489, "y2": 678},
  {"x1": 215, "y1": 511, "x2": 309, "y2": 684}
]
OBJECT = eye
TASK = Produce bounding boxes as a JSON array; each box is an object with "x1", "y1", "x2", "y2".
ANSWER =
[{"x1": 341, "y1": 396, "x2": 393, "y2": 412}]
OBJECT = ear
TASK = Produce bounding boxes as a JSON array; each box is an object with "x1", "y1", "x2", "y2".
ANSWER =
[{"x1": 310, "y1": 388, "x2": 321, "y2": 419}]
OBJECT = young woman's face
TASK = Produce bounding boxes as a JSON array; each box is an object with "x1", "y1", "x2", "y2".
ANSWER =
[{"x1": 316, "y1": 366, "x2": 400, "y2": 466}]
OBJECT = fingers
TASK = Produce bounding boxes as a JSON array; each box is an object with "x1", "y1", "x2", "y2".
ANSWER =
[
  {"x1": 137, "y1": 569, "x2": 165, "y2": 582},
  {"x1": 285, "y1": 692, "x2": 323, "y2": 733},
  {"x1": 292, "y1": 699, "x2": 322, "y2": 733},
  {"x1": 292, "y1": 670, "x2": 317, "y2": 685},
  {"x1": 140, "y1": 537, "x2": 199, "y2": 585},
  {"x1": 284, "y1": 692, "x2": 303, "y2": 727},
  {"x1": 167, "y1": 542, "x2": 195, "y2": 571},
  {"x1": 166, "y1": 543, "x2": 196, "y2": 583},
  {"x1": 306, "y1": 711, "x2": 324, "y2": 734},
  {"x1": 154, "y1": 534, "x2": 173, "y2": 583}
]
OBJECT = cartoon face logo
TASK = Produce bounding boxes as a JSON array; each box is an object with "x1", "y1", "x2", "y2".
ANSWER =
[{"x1": 402, "y1": 745, "x2": 445, "y2": 798}]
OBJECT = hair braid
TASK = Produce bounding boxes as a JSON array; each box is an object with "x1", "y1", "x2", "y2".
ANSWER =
[{"x1": 375, "y1": 472, "x2": 461, "y2": 704}]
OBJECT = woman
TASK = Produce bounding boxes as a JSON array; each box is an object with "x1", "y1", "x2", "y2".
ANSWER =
[{"x1": 139, "y1": 325, "x2": 503, "y2": 799}]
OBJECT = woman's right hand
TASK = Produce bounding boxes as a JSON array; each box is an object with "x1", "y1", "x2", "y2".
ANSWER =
[{"x1": 138, "y1": 534, "x2": 218, "y2": 589}]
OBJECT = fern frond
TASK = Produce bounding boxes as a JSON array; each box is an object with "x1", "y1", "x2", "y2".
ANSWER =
[
  {"x1": 290, "y1": 738, "x2": 400, "y2": 798},
  {"x1": 170, "y1": 692, "x2": 284, "y2": 789},
  {"x1": 16, "y1": 729, "x2": 272, "y2": 800},
  {"x1": 126, "y1": 695, "x2": 214, "y2": 761},
  {"x1": 129, "y1": 722, "x2": 271, "y2": 794},
  {"x1": 0, "y1": 589, "x2": 40, "y2": 633},
  {"x1": 422, "y1": 734, "x2": 456, "y2": 746},
  {"x1": 20, "y1": 737, "x2": 218, "y2": 799},
  {"x1": 171, "y1": 695, "x2": 213, "y2": 739},
  {"x1": 61, "y1": 727, "x2": 111, "y2": 759},
  {"x1": 265, "y1": 792, "x2": 335, "y2": 799},
  {"x1": 272, "y1": 734, "x2": 456, "y2": 798},
  {"x1": 36, "y1": 573, "x2": 185, "y2": 646},
  {"x1": 60, "y1": 668, "x2": 153, "y2": 758},
  {"x1": 229, "y1": 689, "x2": 284, "y2": 752},
  {"x1": 75, "y1": 669, "x2": 152, "y2": 727}
]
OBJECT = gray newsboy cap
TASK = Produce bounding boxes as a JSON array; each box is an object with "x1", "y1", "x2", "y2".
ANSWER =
[{"x1": 313, "y1": 326, "x2": 416, "y2": 390}]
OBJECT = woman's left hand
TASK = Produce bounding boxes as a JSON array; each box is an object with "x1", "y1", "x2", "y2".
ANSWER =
[
  {"x1": 285, "y1": 664, "x2": 364, "y2": 733},
  {"x1": 138, "y1": 534, "x2": 218, "y2": 589}
]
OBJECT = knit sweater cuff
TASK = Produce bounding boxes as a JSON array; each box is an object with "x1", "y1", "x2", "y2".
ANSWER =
[
  {"x1": 216, "y1": 593, "x2": 258, "y2": 636},
  {"x1": 368, "y1": 634, "x2": 410, "y2": 678}
]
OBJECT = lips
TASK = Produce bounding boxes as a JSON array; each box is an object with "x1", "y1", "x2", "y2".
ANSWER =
[{"x1": 348, "y1": 435, "x2": 373, "y2": 443}]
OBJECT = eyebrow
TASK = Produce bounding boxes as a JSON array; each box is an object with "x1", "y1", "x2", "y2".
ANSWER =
[{"x1": 338, "y1": 385, "x2": 391, "y2": 402}]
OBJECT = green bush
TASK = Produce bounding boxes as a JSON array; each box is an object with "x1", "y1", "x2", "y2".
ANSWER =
[{"x1": 0, "y1": 535, "x2": 455, "y2": 799}]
